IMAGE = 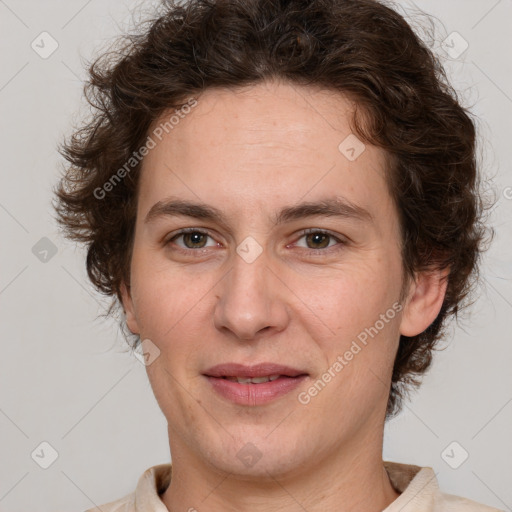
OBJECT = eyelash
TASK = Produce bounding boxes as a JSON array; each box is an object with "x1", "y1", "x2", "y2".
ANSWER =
[{"x1": 164, "y1": 227, "x2": 347, "y2": 256}]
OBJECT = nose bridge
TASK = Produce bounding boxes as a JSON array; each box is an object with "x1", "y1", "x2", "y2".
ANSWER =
[{"x1": 213, "y1": 243, "x2": 288, "y2": 340}]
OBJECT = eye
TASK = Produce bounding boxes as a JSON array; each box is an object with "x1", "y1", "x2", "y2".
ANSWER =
[
  {"x1": 166, "y1": 228, "x2": 218, "y2": 250},
  {"x1": 293, "y1": 229, "x2": 346, "y2": 252},
  {"x1": 164, "y1": 228, "x2": 347, "y2": 255}
]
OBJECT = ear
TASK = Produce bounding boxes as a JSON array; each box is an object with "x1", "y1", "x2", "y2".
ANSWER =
[
  {"x1": 399, "y1": 267, "x2": 449, "y2": 337},
  {"x1": 120, "y1": 281, "x2": 140, "y2": 335}
]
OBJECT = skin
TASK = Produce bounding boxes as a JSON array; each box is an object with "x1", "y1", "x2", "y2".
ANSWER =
[{"x1": 120, "y1": 79, "x2": 448, "y2": 512}]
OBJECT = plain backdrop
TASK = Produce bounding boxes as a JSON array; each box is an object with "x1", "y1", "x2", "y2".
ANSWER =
[{"x1": 0, "y1": 0, "x2": 511, "y2": 511}]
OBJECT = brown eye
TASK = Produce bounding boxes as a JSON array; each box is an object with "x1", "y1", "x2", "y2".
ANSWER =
[
  {"x1": 305, "y1": 232, "x2": 331, "y2": 249},
  {"x1": 181, "y1": 231, "x2": 208, "y2": 249},
  {"x1": 166, "y1": 229, "x2": 216, "y2": 250},
  {"x1": 294, "y1": 229, "x2": 345, "y2": 252}
]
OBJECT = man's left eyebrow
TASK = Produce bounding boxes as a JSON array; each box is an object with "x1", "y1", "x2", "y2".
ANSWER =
[{"x1": 272, "y1": 197, "x2": 373, "y2": 225}]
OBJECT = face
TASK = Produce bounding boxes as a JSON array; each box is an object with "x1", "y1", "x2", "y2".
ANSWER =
[{"x1": 121, "y1": 80, "x2": 445, "y2": 479}]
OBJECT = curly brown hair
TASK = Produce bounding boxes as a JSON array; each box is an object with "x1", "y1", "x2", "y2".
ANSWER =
[{"x1": 53, "y1": 0, "x2": 493, "y2": 418}]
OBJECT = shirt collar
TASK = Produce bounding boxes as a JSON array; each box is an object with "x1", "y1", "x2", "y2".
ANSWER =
[
  {"x1": 134, "y1": 463, "x2": 172, "y2": 512},
  {"x1": 383, "y1": 461, "x2": 438, "y2": 512},
  {"x1": 132, "y1": 461, "x2": 437, "y2": 512}
]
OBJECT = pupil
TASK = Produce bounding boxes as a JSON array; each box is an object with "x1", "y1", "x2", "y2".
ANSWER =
[
  {"x1": 308, "y1": 233, "x2": 329, "y2": 249},
  {"x1": 186, "y1": 232, "x2": 206, "y2": 248}
]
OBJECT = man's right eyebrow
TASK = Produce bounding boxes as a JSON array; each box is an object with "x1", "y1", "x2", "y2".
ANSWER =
[{"x1": 144, "y1": 199, "x2": 230, "y2": 226}]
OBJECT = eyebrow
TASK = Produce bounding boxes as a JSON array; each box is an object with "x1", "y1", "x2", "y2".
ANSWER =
[{"x1": 144, "y1": 196, "x2": 373, "y2": 227}]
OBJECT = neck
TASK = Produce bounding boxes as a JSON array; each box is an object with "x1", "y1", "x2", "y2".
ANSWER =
[{"x1": 161, "y1": 430, "x2": 400, "y2": 512}]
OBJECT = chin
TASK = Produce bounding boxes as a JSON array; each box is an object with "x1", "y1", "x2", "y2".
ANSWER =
[
  {"x1": 201, "y1": 429, "x2": 312, "y2": 479},
  {"x1": 213, "y1": 450, "x2": 302, "y2": 480}
]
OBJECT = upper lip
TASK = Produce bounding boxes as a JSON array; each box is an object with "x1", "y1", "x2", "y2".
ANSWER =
[{"x1": 204, "y1": 363, "x2": 307, "y2": 378}]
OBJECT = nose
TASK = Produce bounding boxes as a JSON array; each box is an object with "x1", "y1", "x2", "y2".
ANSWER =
[{"x1": 213, "y1": 249, "x2": 290, "y2": 341}]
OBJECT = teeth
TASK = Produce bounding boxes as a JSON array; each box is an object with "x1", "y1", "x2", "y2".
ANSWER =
[{"x1": 225, "y1": 374, "x2": 281, "y2": 384}]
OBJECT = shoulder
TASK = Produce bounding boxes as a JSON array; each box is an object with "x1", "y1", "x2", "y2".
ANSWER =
[
  {"x1": 383, "y1": 461, "x2": 504, "y2": 512},
  {"x1": 83, "y1": 491, "x2": 135, "y2": 512},
  {"x1": 81, "y1": 463, "x2": 171, "y2": 512},
  {"x1": 434, "y1": 490, "x2": 504, "y2": 512}
]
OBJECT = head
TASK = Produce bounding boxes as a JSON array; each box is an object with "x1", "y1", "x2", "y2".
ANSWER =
[{"x1": 54, "y1": 0, "x2": 490, "y2": 478}]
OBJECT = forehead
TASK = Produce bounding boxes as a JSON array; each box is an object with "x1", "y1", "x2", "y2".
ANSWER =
[
  {"x1": 138, "y1": 80, "x2": 394, "y2": 229},
  {"x1": 147, "y1": 80, "x2": 361, "y2": 163}
]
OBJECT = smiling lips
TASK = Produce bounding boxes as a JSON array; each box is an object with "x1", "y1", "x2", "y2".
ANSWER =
[
  {"x1": 224, "y1": 374, "x2": 281, "y2": 384},
  {"x1": 203, "y1": 363, "x2": 308, "y2": 405},
  {"x1": 204, "y1": 362, "x2": 307, "y2": 378}
]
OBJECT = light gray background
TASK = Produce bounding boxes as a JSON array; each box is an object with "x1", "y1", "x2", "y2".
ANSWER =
[{"x1": 0, "y1": 1, "x2": 511, "y2": 511}]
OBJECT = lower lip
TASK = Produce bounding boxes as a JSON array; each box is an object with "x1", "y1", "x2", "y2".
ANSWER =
[{"x1": 205, "y1": 375, "x2": 308, "y2": 405}]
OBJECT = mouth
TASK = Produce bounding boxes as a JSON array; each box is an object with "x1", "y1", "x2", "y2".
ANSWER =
[
  {"x1": 204, "y1": 362, "x2": 307, "y2": 378},
  {"x1": 222, "y1": 374, "x2": 282, "y2": 384},
  {"x1": 203, "y1": 363, "x2": 309, "y2": 405}
]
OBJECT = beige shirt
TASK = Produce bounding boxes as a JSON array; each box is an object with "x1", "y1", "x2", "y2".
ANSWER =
[{"x1": 85, "y1": 461, "x2": 503, "y2": 512}]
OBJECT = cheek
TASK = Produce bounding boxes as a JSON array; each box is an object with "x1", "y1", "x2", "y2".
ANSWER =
[
  {"x1": 129, "y1": 246, "x2": 205, "y2": 337},
  {"x1": 297, "y1": 256, "x2": 402, "y2": 406},
  {"x1": 144, "y1": 356, "x2": 205, "y2": 440},
  {"x1": 299, "y1": 261, "x2": 400, "y2": 339}
]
